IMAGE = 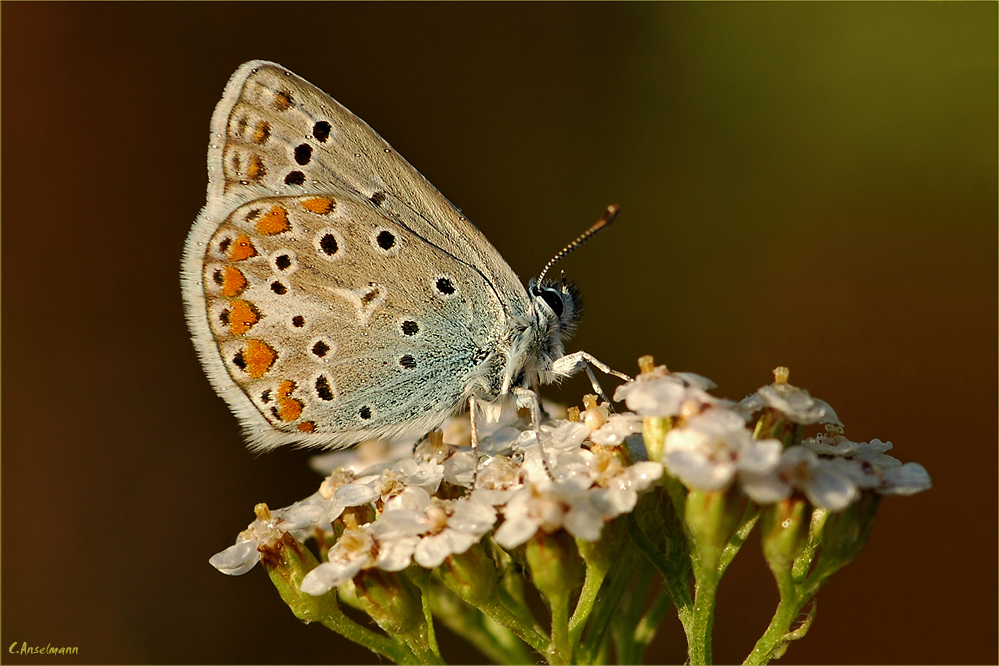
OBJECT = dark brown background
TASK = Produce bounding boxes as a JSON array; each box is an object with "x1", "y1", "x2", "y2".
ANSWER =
[{"x1": 3, "y1": 3, "x2": 996, "y2": 664}]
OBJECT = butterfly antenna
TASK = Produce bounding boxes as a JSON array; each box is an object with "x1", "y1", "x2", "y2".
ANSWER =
[{"x1": 536, "y1": 204, "x2": 620, "y2": 286}]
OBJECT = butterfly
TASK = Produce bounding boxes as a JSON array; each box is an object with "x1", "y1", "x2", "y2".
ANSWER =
[{"x1": 182, "y1": 60, "x2": 626, "y2": 452}]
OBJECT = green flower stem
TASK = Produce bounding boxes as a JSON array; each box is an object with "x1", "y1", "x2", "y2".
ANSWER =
[
  {"x1": 427, "y1": 581, "x2": 534, "y2": 665},
  {"x1": 717, "y1": 503, "x2": 762, "y2": 577},
  {"x1": 398, "y1": 631, "x2": 445, "y2": 666},
  {"x1": 440, "y1": 543, "x2": 548, "y2": 656},
  {"x1": 491, "y1": 543, "x2": 543, "y2": 634},
  {"x1": 791, "y1": 508, "x2": 828, "y2": 583},
  {"x1": 743, "y1": 594, "x2": 816, "y2": 665},
  {"x1": 642, "y1": 416, "x2": 672, "y2": 463},
  {"x1": 547, "y1": 590, "x2": 573, "y2": 664},
  {"x1": 578, "y1": 546, "x2": 643, "y2": 664},
  {"x1": 663, "y1": 475, "x2": 688, "y2": 519},
  {"x1": 746, "y1": 495, "x2": 879, "y2": 666},
  {"x1": 568, "y1": 551, "x2": 612, "y2": 646},
  {"x1": 742, "y1": 557, "x2": 820, "y2": 666},
  {"x1": 627, "y1": 508, "x2": 693, "y2": 634},
  {"x1": 263, "y1": 535, "x2": 416, "y2": 664},
  {"x1": 474, "y1": 597, "x2": 550, "y2": 656},
  {"x1": 613, "y1": 558, "x2": 657, "y2": 664},
  {"x1": 687, "y1": 561, "x2": 720, "y2": 665},
  {"x1": 406, "y1": 567, "x2": 442, "y2": 664}
]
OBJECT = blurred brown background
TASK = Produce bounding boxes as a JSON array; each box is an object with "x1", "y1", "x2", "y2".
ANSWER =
[{"x1": 3, "y1": 3, "x2": 995, "y2": 664}]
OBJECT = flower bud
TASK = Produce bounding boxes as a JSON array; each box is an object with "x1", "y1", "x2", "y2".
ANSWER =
[
  {"x1": 525, "y1": 530, "x2": 584, "y2": 602},
  {"x1": 685, "y1": 488, "x2": 741, "y2": 557},
  {"x1": 353, "y1": 568, "x2": 425, "y2": 636},
  {"x1": 641, "y1": 416, "x2": 671, "y2": 463},
  {"x1": 760, "y1": 497, "x2": 810, "y2": 568},
  {"x1": 439, "y1": 542, "x2": 499, "y2": 606},
  {"x1": 257, "y1": 531, "x2": 340, "y2": 625},
  {"x1": 753, "y1": 408, "x2": 802, "y2": 448},
  {"x1": 577, "y1": 514, "x2": 625, "y2": 571},
  {"x1": 819, "y1": 491, "x2": 881, "y2": 570}
]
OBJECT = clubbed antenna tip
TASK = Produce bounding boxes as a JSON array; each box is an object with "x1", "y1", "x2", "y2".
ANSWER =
[{"x1": 536, "y1": 204, "x2": 620, "y2": 286}]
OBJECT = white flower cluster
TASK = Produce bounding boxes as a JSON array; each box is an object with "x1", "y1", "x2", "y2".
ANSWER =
[
  {"x1": 615, "y1": 365, "x2": 931, "y2": 511},
  {"x1": 211, "y1": 405, "x2": 662, "y2": 594},
  {"x1": 211, "y1": 365, "x2": 930, "y2": 590}
]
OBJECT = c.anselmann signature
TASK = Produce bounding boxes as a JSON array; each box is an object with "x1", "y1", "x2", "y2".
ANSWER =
[{"x1": 9, "y1": 642, "x2": 79, "y2": 656}]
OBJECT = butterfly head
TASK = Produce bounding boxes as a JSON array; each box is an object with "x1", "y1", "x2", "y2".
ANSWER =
[{"x1": 529, "y1": 273, "x2": 582, "y2": 342}]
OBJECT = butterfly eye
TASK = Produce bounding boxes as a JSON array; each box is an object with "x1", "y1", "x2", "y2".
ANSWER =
[{"x1": 537, "y1": 288, "x2": 564, "y2": 318}]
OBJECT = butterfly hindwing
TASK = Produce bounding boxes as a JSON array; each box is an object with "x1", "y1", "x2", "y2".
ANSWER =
[{"x1": 192, "y1": 191, "x2": 507, "y2": 449}]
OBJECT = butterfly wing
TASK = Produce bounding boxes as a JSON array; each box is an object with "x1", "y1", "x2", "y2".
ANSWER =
[
  {"x1": 183, "y1": 61, "x2": 522, "y2": 449},
  {"x1": 201, "y1": 60, "x2": 527, "y2": 315}
]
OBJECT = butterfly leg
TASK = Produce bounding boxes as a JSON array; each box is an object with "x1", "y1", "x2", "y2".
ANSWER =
[
  {"x1": 512, "y1": 386, "x2": 555, "y2": 477},
  {"x1": 552, "y1": 351, "x2": 631, "y2": 410},
  {"x1": 469, "y1": 395, "x2": 481, "y2": 488}
]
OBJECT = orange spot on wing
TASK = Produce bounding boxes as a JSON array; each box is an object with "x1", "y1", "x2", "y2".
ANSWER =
[
  {"x1": 272, "y1": 380, "x2": 303, "y2": 422},
  {"x1": 220, "y1": 266, "x2": 247, "y2": 297},
  {"x1": 301, "y1": 197, "x2": 335, "y2": 214},
  {"x1": 277, "y1": 396, "x2": 303, "y2": 422},
  {"x1": 273, "y1": 90, "x2": 294, "y2": 111},
  {"x1": 228, "y1": 300, "x2": 259, "y2": 335},
  {"x1": 276, "y1": 380, "x2": 296, "y2": 399},
  {"x1": 228, "y1": 235, "x2": 257, "y2": 262},
  {"x1": 246, "y1": 154, "x2": 265, "y2": 181},
  {"x1": 252, "y1": 121, "x2": 271, "y2": 145},
  {"x1": 256, "y1": 206, "x2": 290, "y2": 235},
  {"x1": 297, "y1": 421, "x2": 316, "y2": 433},
  {"x1": 244, "y1": 339, "x2": 276, "y2": 378}
]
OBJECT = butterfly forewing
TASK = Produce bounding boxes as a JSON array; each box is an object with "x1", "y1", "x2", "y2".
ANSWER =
[{"x1": 205, "y1": 61, "x2": 527, "y2": 314}]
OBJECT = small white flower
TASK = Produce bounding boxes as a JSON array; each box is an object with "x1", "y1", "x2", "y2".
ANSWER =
[
  {"x1": 210, "y1": 506, "x2": 293, "y2": 576},
  {"x1": 803, "y1": 434, "x2": 930, "y2": 496},
  {"x1": 210, "y1": 539, "x2": 261, "y2": 576},
  {"x1": 614, "y1": 367, "x2": 723, "y2": 417},
  {"x1": 335, "y1": 458, "x2": 445, "y2": 509},
  {"x1": 368, "y1": 494, "x2": 497, "y2": 569},
  {"x1": 442, "y1": 450, "x2": 476, "y2": 488},
  {"x1": 279, "y1": 491, "x2": 345, "y2": 537},
  {"x1": 519, "y1": 438, "x2": 590, "y2": 485},
  {"x1": 412, "y1": 432, "x2": 454, "y2": 466},
  {"x1": 589, "y1": 413, "x2": 644, "y2": 446},
  {"x1": 586, "y1": 447, "x2": 663, "y2": 516},
  {"x1": 319, "y1": 469, "x2": 359, "y2": 499},
  {"x1": 548, "y1": 420, "x2": 591, "y2": 450},
  {"x1": 495, "y1": 477, "x2": 607, "y2": 548},
  {"x1": 803, "y1": 434, "x2": 899, "y2": 467},
  {"x1": 741, "y1": 446, "x2": 858, "y2": 510},
  {"x1": 300, "y1": 524, "x2": 377, "y2": 595},
  {"x1": 738, "y1": 382, "x2": 842, "y2": 426},
  {"x1": 416, "y1": 498, "x2": 498, "y2": 568},
  {"x1": 663, "y1": 408, "x2": 782, "y2": 496},
  {"x1": 472, "y1": 454, "x2": 528, "y2": 505},
  {"x1": 879, "y1": 462, "x2": 932, "y2": 495}
]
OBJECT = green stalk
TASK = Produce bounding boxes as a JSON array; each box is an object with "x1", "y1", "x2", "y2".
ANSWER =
[
  {"x1": 569, "y1": 552, "x2": 613, "y2": 645},
  {"x1": 578, "y1": 546, "x2": 642, "y2": 663},
  {"x1": 686, "y1": 557, "x2": 720, "y2": 665},
  {"x1": 406, "y1": 567, "x2": 442, "y2": 664},
  {"x1": 547, "y1": 590, "x2": 573, "y2": 664},
  {"x1": 613, "y1": 558, "x2": 656, "y2": 664},
  {"x1": 427, "y1": 580, "x2": 534, "y2": 665},
  {"x1": 475, "y1": 597, "x2": 551, "y2": 655}
]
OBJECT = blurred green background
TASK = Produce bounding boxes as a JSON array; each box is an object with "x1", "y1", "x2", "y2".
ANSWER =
[{"x1": 3, "y1": 3, "x2": 995, "y2": 664}]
